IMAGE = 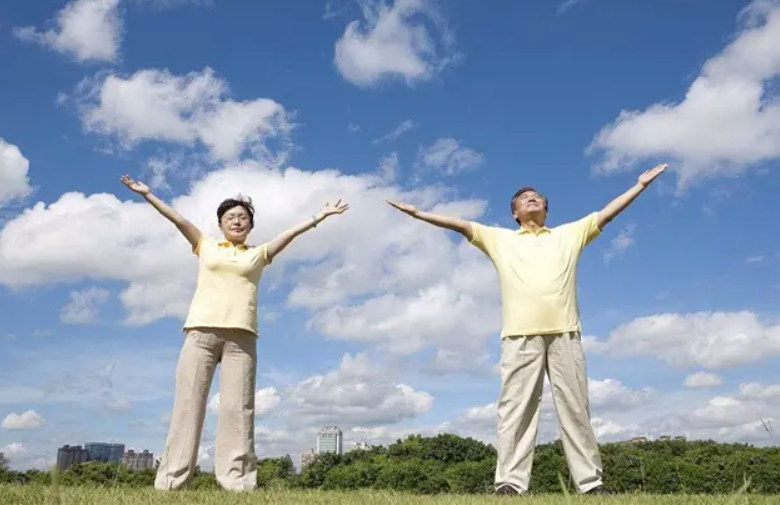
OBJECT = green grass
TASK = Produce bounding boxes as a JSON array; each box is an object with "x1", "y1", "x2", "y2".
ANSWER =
[{"x1": 0, "y1": 485, "x2": 777, "y2": 505}]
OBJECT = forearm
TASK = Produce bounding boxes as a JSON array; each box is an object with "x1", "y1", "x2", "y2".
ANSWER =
[
  {"x1": 144, "y1": 192, "x2": 186, "y2": 225},
  {"x1": 267, "y1": 213, "x2": 323, "y2": 259},
  {"x1": 414, "y1": 211, "x2": 472, "y2": 238},
  {"x1": 144, "y1": 192, "x2": 201, "y2": 246},
  {"x1": 597, "y1": 183, "x2": 645, "y2": 229}
]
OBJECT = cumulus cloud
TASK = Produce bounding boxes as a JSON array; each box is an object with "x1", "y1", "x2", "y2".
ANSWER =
[
  {"x1": 588, "y1": 1, "x2": 780, "y2": 186},
  {"x1": 14, "y1": 0, "x2": 122, "y2": 64},
  {"x1": 2, "y1": 410, "x2": 45, "y2": 430},
  {"x1": 60, "y1": 287, "x2": 110, "y2": 324},
  {"x1": 283, "y1": 354, "x2": 433, "y2": 427},
  {"x1": 334, "y1": 0, "x2": 461, "y2": 87},
  {"x1": 588, "y1": 311, "x2": 780, "y2": 369},
  {"x1": 66, "y1": 67, "x2": 291, "y2": 163},
  {"x1": 684, "y1": 372, "x2": 723, "y2": 389},
  {"x1": 208, "y1": 387, "x2": 281, "y2": 417},
  {"x1": 377, "y1": 152, "x2": 400, "y2": 183},
  {"x1": 415, "y1": 138, "x2": 484, "y2": 175},
  {"x1": 0, "y1": 139, "x2": 33, "y2": 206}
]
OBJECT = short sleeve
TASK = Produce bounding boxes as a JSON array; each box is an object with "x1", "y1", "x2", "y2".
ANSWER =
[
  {"x1": 561, "y1": 212, "x2": 601, "y2": 251},
  {"x1": 256, "y1": 243, "x2": 272, "y2": 266},
  {"x1": 469, "y1": 222, "x2": 501, "y2": 258}
]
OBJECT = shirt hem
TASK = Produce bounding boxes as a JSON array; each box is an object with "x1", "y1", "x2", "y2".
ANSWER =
[
  {"x1": 500, "y1": 325, "x2": 582, "y2": 338},
  {"x1": 182, "y1": 324, "x2": 259, "y2": 337}
]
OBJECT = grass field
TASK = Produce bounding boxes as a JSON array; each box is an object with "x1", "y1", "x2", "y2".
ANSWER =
[{"x1": 1, "y1": 485, "x2": 777, "y2": 505}]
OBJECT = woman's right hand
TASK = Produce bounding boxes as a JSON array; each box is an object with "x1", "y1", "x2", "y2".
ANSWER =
[{"x1": 121, "y1": 175, "x2": 150, "y2": 196}]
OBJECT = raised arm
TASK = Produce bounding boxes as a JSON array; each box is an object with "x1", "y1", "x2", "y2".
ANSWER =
[
  {"x1": 596, "y1": 163, "x2": 668, "y2": 230},
  {"x1": 386, "y1": 201, "x2": 473, "y2": 240},
  {"x1": 266, "y1": 199, "x2": 349, "y2": 261},
  {"x1": 120, "y1": 175, "x2": 202, "y2": 250}
]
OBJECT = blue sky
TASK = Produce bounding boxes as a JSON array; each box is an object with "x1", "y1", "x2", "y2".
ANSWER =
[{"x1": 1, "y1": 0, "x2": 780, "y2": 470}]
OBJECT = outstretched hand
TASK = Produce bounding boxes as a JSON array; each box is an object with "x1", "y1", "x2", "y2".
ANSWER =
[
  {"x1": 386, "y1": 200, "x2": 419, "y2": 217},
  {"x1": 320, "y1": 199, "x2": 349, "y2": 217},
  {"x1": 638, "y1": 163, "x2": 668, "y2": 187},
  {"x1": 121, "y1": 175, "x2": 150, "y2": 196}
]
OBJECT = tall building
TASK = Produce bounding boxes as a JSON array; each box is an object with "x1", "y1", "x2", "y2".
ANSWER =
[
  {"x1": 301, "y1": 448, "x2": 316, "y2": 469},
  {"x1": 316, "y1": 426, "x2": 343, "y2": 455},
  {"x1": 123, "y1": 449, "x2": 154, "y2": 470},
  {"x1": 85, "y1": 443, "x2": 125, "y2": 463},
  {"x1": 56, "y1": 445, "x2": 88, "y2": 472}
]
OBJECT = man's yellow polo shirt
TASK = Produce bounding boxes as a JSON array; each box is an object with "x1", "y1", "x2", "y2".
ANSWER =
[
  {"x1": 183, "y1": 235, "x2": 272, "y2": 336},
  {"x1": 469, "y1": 212, "x2": 601, "y2": 338}
]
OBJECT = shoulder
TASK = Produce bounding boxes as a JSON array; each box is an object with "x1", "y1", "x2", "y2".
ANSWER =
[
  {"x1": 469, "y1": 222, "x2": 514, "y2": 247},
  {"x1": 193, "y1": 235, "x2": 218, "y2": 256}
]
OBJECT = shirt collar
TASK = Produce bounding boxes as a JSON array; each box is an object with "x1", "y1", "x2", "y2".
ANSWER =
[
  {"x1": 516, "y1": 226, "x2": 551, "y2": 236},
  {"x1": 218, "y1": 241, "x2": 249, "y2": 250}
]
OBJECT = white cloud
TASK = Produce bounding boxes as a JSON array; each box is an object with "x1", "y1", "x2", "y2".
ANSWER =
[
  {"x1": 602, "y1": 224, "x2": 635, "y2": 264},
  {"x1": 746, "y1": 255, "x2": 765, "y2": 263},
  {"x1": 67, "y1": 67, "x2": 291, "y2": 163},
  {"x1": 60, "y1": 287, "x2": 110, "y2": 324},
  {"x1": 334, "y1": 0, "x2": 461, "y2": 87},
  {"x1": 0, "y1": 443, "x2": 27, "y2": 457},
  {"x1": 588, "y1": 1, "x2": 780, "y2": 186},
  {"x1": 2, "y1": 410, "x2": 45, "y2": 430},
  {"x1": 372, "y1": 119, "x2": 416, "y2": 144},
  {"x1": 0, "y1": 139, "x2": 33, "y2": 206},
  {"x1": 14, "y1": 0, "x2": 122, "y2": 64},
  {"x1": 283, "y1": 354, "x2": 433, "y2": 427},
  {"x1": 688, "y1": 383, "x2": 780, "y2": 441},
  {"x1": 133, "y1": 0, "x2": 213, "y2": 8},
  {"x1": 208, "y1": 387, "x2": 281, "y2": 417},
  {"x1": 416, "y1": 138, "x2": 484, "y2": 175},
  {"x1": 684, "y1": 372, "x2": 723, "y2": 389},
  {"x1": 589, "y1": 311, "x2": 780, "y2": 369},
  {"x1": 589, "y1": 378, "x2": 652, "y2": 411}
]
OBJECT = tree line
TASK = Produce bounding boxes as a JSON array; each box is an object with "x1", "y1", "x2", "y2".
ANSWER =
[{"x1": 2, "y1": 434, "x2": 779, "y2": 494}]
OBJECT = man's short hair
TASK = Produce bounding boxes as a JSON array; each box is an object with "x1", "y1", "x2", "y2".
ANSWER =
[{"x1": 511, "y1": 186, "x2": 548, "y2": 213}]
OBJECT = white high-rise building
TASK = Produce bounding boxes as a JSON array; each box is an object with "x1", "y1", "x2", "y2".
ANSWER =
[{"x1": 316, "y1": 426, "x2": 343, "y2": 455}]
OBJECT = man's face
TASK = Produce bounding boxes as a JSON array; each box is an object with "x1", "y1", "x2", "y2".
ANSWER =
[{"x1": 513, "y1": 190, "x2": 547, "y2": 222}]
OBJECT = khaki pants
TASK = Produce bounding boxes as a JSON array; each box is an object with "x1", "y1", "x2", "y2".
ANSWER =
[
  {"x1": 495, "y1": 332, "x2": 602, "y2": 494},
  {"x1": 155, "y1": 328, "x2": 257, "y2": 491}
]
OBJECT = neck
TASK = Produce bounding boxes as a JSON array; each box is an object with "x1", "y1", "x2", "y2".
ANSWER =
[{"x1": 519, "y1": 218, "x2": 545, "y2": 232}]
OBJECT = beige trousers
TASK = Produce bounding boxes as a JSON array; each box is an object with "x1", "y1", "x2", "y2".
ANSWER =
[
  {"x1": 155, "y1": 328, "x2": 257, "y2": 491},
  {"x1": 495, "y1": 332, "x2": 602, "y2": 494}
]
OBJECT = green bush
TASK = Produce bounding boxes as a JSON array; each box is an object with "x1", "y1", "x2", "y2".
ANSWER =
[{"x1": 3, "y1": 436, "x2": 779, "y2": 495}]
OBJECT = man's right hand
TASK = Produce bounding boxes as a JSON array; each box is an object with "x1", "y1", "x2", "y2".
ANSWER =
[
  {"x1": 386, "y1": 200, "x2": 419, "y2": 217},
  {"x1": 121, "y1": 175, "x2": 150, "y2": 196}
]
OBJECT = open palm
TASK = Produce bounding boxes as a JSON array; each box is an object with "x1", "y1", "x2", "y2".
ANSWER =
[
  {"x1": 321, "y1": 199, "x2": 349, "y2": 216},
  {"x1": 638, "y1": 164, "x2": 668, "y2": 187},
  {"x1": 121, "y1": 175, "x2": 150, "y2": 195},
  {"x1": 386, "y1": 200, "x2": 419, "y2": 217}
]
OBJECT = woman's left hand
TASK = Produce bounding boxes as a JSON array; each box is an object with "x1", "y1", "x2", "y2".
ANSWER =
[{"x1": 320, "y1": 199, "x2": 349, "y2": 218}]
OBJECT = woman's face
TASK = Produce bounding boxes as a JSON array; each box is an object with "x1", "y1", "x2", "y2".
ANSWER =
[{"x1": 220, "y1": 205, "x2": 252, "y2": 243}]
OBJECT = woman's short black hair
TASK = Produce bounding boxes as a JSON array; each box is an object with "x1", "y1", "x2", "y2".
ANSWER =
[{"x1": 217, "y1": 195, "x2": 255, "y2": 229}]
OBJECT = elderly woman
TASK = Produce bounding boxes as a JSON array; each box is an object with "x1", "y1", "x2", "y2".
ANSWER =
[{"x1": 120, "y1": 175, "x2": 348, "y2": 491}]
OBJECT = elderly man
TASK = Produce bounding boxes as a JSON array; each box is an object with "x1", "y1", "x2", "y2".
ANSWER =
[{"x1": 387, "y1": 163, "x2": 667, "y2": 495}]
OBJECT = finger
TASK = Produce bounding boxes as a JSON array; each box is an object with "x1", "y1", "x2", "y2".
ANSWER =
[{"x1": 334, "y1": 198, "x2": 342, "y2": 207}]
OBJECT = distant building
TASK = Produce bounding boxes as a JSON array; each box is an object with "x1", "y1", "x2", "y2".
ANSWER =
[
  {"x1": 123, "y1": 449, "x2": 154, "y2": 470},
  {"x1": 316, "y1": 426, "x2": 343, "y2": 455},
  {"x1": 85, "y1": 443, "x2": 125, "y2": 463},
  {"x1": 657, "y1": 435, "x2": 672, "y2": 441},
  {"x1": 57, "y1": 445, "x2": 88, "y2": 472},
  {"x1": 631, "y1": 437, "x2": 648, "y2": 444},
  {"x1": 349, "y1": 441, "x2": 372, "y2": 452},
  {"x1": 301, "y1": 448, "x2": 317, "y2": 469},
  {"x1": 674, "y1": 436, "x2": 687, "y2": 442}
]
